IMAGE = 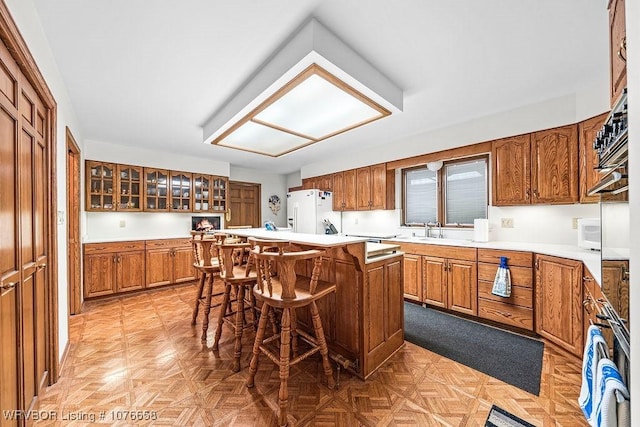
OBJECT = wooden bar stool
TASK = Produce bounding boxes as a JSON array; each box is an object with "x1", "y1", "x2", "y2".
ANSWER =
[
  {"x1": 190, "y1": 231, "x2": 222, "y2": 342},
  {"x1": 213, "y1": 237, "x2": 258, "y2": 372},
  {"x1": 246, "y1": 239, "x2": 336, "y2": 426}
]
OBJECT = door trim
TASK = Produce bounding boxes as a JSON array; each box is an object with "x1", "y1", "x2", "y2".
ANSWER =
[
  {"x1": 0, "y1": 0, "x2": 59, "y2": 382},
  {"x1": 66, "y1": 128, "x2": 81, "y2": 315}
]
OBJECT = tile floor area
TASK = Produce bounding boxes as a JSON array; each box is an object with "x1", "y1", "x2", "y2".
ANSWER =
[{"x1": 37, "y1": 284, "x2": 588, "y2": 426}]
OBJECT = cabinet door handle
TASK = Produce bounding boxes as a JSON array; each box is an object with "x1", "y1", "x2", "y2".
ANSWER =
[
  {"x1": 583, "y1": 276, "x2": 594, "y2": 282},
  {"x1": 113, "y1": 255, "x2": 117, "y2": 263},
  {"x1": 533, "y1": 189, "x2": 539, "y2": 198},
  {"x1": 525, "y1": 189, "x2": 530, "y2": 199},
  {"x1": 1, "y1": 282, "x2": 17, "y2": 290},
  {"x1": 618, "y1": 37, "x2": 627, "y2": 62}
]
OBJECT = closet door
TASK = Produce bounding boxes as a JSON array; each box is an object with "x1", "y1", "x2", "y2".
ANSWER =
[{"x1": 0, "y1": 39, "x2": 21, "y2": 427}]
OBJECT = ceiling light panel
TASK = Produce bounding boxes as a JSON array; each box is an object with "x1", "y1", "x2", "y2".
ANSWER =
[{"x1": 217, "y1": 121, "x2": 312, "y2": 157}]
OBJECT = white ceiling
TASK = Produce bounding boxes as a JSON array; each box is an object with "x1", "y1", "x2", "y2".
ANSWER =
[{"x1": 32, "y1": 0, "x2": 609, "y2": 175}]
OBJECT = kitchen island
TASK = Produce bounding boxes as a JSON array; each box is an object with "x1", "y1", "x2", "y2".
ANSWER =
[{"x1": 223, "y1": 228, "x2": 405, "y2": 379}]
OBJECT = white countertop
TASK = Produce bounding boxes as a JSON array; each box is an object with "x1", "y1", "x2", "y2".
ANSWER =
[
  {"x1": 219, "y1": 228, "x2": 368, "y2": 247},
  {"x1": 386, "y1": 236, "x2": 602, "y2": 284}
]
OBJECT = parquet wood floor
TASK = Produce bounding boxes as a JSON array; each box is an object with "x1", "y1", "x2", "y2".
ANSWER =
[{"x1": 36, "y1": 284, "x2": 587, "y2": 426}]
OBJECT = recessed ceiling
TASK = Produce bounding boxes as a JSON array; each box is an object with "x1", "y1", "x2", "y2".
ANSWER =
[{"x1": 31, "y1": 0, "x2": 609, "y2": 174}]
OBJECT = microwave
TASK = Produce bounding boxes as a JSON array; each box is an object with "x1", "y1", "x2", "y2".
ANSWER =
[{"x1": 577, "y1": 218, "x2": 601, "y2": 250}]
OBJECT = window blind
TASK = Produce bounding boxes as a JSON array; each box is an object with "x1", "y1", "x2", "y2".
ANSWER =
[
  {"x1": 405, "y1": 168, "x2": 437, "y2": 224},
  {"x1": 444, "y1": 159, "x2": 487, "y2": 225}
]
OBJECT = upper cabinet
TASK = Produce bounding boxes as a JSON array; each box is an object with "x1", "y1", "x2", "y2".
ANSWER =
[
  {"x1": 116, "y1": 164, "x2": 143, "y2": 211},
  {"x1": 531, "y1": 124, "x2": 579, "y2": 204},
  {"x1": 144, "y1": 168, "x2": 170, "y2": 211},
  {"x1": 333, "y1": 169, "x2": 357, "y2": 211},
  {"x1": 579, "y1": 113, "x2": 608, "y2": 203},
  {"x1": 86, "y1": 160, "x2": 229, "y2": 214},
  {"x1": 492, "y1": 125, "x2": 578, "y2": 206},
  {"x1": 609, "y1": 0, "x2": 626, "y2": 106},
  {"x1": 86, "y1": 161, "x2": 117, "y2": 211},
  {"x1": 356, "y1": 163, "x2": 394, "y2": 210},
  {"x1": 170, "y1": 171, "x2": 192, "y2": 212},
  {"x1": 302, "y1": 174, "x2": 333, "y2": 192}
]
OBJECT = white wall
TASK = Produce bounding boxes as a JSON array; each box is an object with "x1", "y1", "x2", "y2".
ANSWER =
[
  {"x1": 302, "y1": 89, "x2": 609, "y2": 178},
  {"x1": 625, "y1": 0, "x2": 638, "y2": 416},
  {"x1": 230, "y1": 166, "x2": 288, "y2": 228},
  {"x1": 286, "y1": 171, "x2": 302, "y2": 190},
  {"x1": 6, "y1": 0, "x2": 86, "y2": 363}
]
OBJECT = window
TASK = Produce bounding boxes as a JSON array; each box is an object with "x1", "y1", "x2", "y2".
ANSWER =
[{"x1": 403, "y1": 156, "x2": 488, "y2": 227}]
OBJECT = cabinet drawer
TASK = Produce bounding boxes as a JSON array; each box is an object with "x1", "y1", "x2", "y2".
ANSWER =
[
  {"x1": 396, "y1": 242, "x2": 476, "y2": 262},
  {"x1": 146, "y1": 238, "x2": 192, "y2": 249},
  {"x1": 84, "y1": 240, "x2": 145, "y2": 254},
  {"x1": 477, "y1": 249, "x2": 532, "y2": 267},
  {"x1": 478, "y1": 298, "x2": 533, "y2": 330},
  {"x1": 477, "y1": 263, "x2": 533, "y2": 288},
  {"x1": 478, "y1": 280, "x2": 533, "y2": 309}
]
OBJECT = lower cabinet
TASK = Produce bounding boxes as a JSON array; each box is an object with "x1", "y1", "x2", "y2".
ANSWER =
[
  {"x1": 83, "y1": 241, "x2": 146, "y2": 298},
  {"x1": 423, "y1": 255, "x2": 477, "y2": 316},
  {"x1": 535, "y1": 254, "x2": 583, "y2": 356},
  {"x1": 402, "y1": 253, "x2": 422, "y2": 302},
  {"x1": 145, "y1": 238, "x2": 197, "y2": 288},
  {"x1": 364, "y1": 256, "x2": 403, "y2": 376},
  {"x1": 477, "y1": 249, "x2": 534, "y2": 331}
]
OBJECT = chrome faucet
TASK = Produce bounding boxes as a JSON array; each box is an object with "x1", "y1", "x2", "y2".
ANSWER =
[
  {"x1": 435, "y1": 221, "x2": 443, "y2": 238},
  {"x1": 424, "y1": 222, "x2": 431, "y2": 238}
]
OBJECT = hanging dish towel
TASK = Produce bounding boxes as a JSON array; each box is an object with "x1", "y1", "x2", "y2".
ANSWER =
[
  {"x1": 491, "y1": 256, "x2": 511, "y2": 297},
  {"x1": 579, "y1": 325, "x2": 609, "y2": 424},
  {"x1": 592, "y1": 358, "x2": 630, "y2": 427}
]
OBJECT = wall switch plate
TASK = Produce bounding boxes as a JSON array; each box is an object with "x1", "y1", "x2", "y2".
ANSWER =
[
  {"x1": 119, "y1": 220, "x2": 126, "y2": 228},
  {"x1": 572, "y1": 217, "x2": 579, "y2": 229},
  {"x1": 501, "y1": 218, "x2": 514, "y2": 228},
  {"x1": 57, "y1": 211, "x2": 64, "y2": 225}
]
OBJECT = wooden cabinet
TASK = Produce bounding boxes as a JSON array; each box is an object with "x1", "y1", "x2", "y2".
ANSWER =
[
  {"x1": 211, "y1": 176, "x2": 228, "y2": 213},
  {"x1": 582, "y1": 267, "x2": 615, "y2": 351},
  {"x1": 193, "y1": 174, "x2": 212, "y2": 212},
  {"x1": 83, "y1": 241, "x2": 146, "y2": 298},
  {"x1": 396, "y1": 242, "x2": 477, "y2": 316},
  {"x1": 492, "y1": 134, "x2": 531, "y2": 205},
  {"x1": 492, "y1": 125, "x2": 579, "y2": 205},
  {"x1": 531, "y1": 125, "x2": 579, "y2": 204},
  {"x1": 609, "y1": 0, "x2": 626, "y2": 106},
  {"x1": 116, "y1": 164, "x2": 143, "y2": 211},
  {"x1": 332, "y1": 169, "x2": 357, "y2": 211},
  {"x1": 170, "y1": 171, "x2": 192, "y2": 212},
  {"x1": 356, "y1": 163, "x2": 394, "y2": 210},
  {"x1": 144, "y1": 168, "x2": 170, "y2": 211},
  {"x1": 145, "y1": 239, "x2": 197, "y2": 288},
  {"x1": 302, "y1": 174, "x2": 333, "y2": 192},
  {"x1": 86, "y1": 161, "x2": 117, "y2": 211},
  {"x1": 579, "y1": 113, "x2": 608, "y2": 203},
  {"x1": 402, "y1": 253, "x2": 422, "y2": 302},
  {"x1": 364, "y1": 257, "x2": 403, "y2": 376},
  {"x1": 477, "y1": 249, "x2": 534, "y2": 331},
  {"x1": 535, "y1": 255, "x2": 583, "y2": 356}
]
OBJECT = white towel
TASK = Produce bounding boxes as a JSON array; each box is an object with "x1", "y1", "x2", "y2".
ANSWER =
[
  {"x1": 579, "y1": 325, "x2": 608, "y2": 424},
  {"x1": 593, "y1": 358, "x2": 630, "y2": 427}
]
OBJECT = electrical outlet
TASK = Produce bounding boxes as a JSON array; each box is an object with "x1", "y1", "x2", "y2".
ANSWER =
[
  {"x1": 119, "y1": 220, "x2": 126, "y2": 228},
  {"x1": 572, "y1": 217, "x2": 579, "y2": 229},
  {"x1": 501, "y1": 218, "x2": 514, "y2": 228},
  {"x1": 57, "y1": 211, "x2": 64, "y2": 225},
  {"x1": 354, "y1": 217, "x2": 359, "y2": 225}
]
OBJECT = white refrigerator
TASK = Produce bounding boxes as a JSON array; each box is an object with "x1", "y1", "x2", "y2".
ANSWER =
[{"x1": 286, "y1": 189, "x2": 335, "y2": 234}]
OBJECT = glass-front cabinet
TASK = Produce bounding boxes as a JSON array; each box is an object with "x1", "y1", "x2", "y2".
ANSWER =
[
  {"x1": 212, "y1": 176, "x2": 228, "y2": 212},
  {"x1": 117, "y1": 164, "x2": 142, "y2": 211},
  {"x1": 144, "y1": 168, "x2": 170, "y2": 211},
  {"x1": 170, "y1": 172, "x2": 192, "y2": 211},
  {"x1": 87, "y1": 161, "x2": 116, "y2": 211},
  {"x1": 193, "y1": 174, "x2": 211, "y2": 212}
]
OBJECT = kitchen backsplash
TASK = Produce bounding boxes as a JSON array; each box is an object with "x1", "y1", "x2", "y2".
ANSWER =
[{"x1": 341, "y1": 203, "x2": 600, "y2": 245}]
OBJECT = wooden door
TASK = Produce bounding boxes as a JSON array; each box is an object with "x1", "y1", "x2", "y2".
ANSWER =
[
  {"x1": 447, "y1": 259, "x2": 477, "y2": 316},
  {"x1": 173, "y1": 245, "x2": 197, "y2": 284},
  {"x1": 531, "y1": 125, "x2": 579, "y2": 204},
  {"x1": 342, "y1": 169, "x2": 357, "y2": 211},
  {"x1": 535, "y1": 255, "x2": 583, "y2": 356},
  {"x1": 193, "y1": 174, "x2": 211, "y2": 212},
  {"x1": 356, "y1": 166, "x2": 372, "y2": 210},
  {"x1": 422, "y1": 256, "x2": 446, "y2": 308},
  {"x1": 66, "y1": 129, "x2": 82, "y2": 314},
  {"x1": 0, "y1": 38, "x2": 21, "y2": 425},
  {"x1": 365, "y1": 264, "x2": 385, "y2": 353},
  {"x1": 83, "y1": 253, "x2": 116, "y2": 298},
  {"x1": 332, "y1": 172, "x2": 345, "y2": 211},
  {"x1": 227, "y1": 181, "x2": 260, "y2": 227},
  {"x1": 492, "y1": 134, "x2": 531, "y2": 205},
  {"x1": 145, "y1": 248, "x2": 173, "y2": 288},
  {"x1": 115, "y1": 251, "x2": 145, "y2": 292},
  {"x1": 579, "y1": 113, "x2": 608, "y2": 203},
  {"x1": 609, "y1": 0, "x2": 626, "y2": 105},
  {"x1": 402, "y1": 254, "x2": 422, "y2": 302},
  {"x1": 211, "y1": 176, "x2": 228, "y2": 213},
  {"x1": 370, "y1": 163, "x2": 388, "y2": 210}
]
